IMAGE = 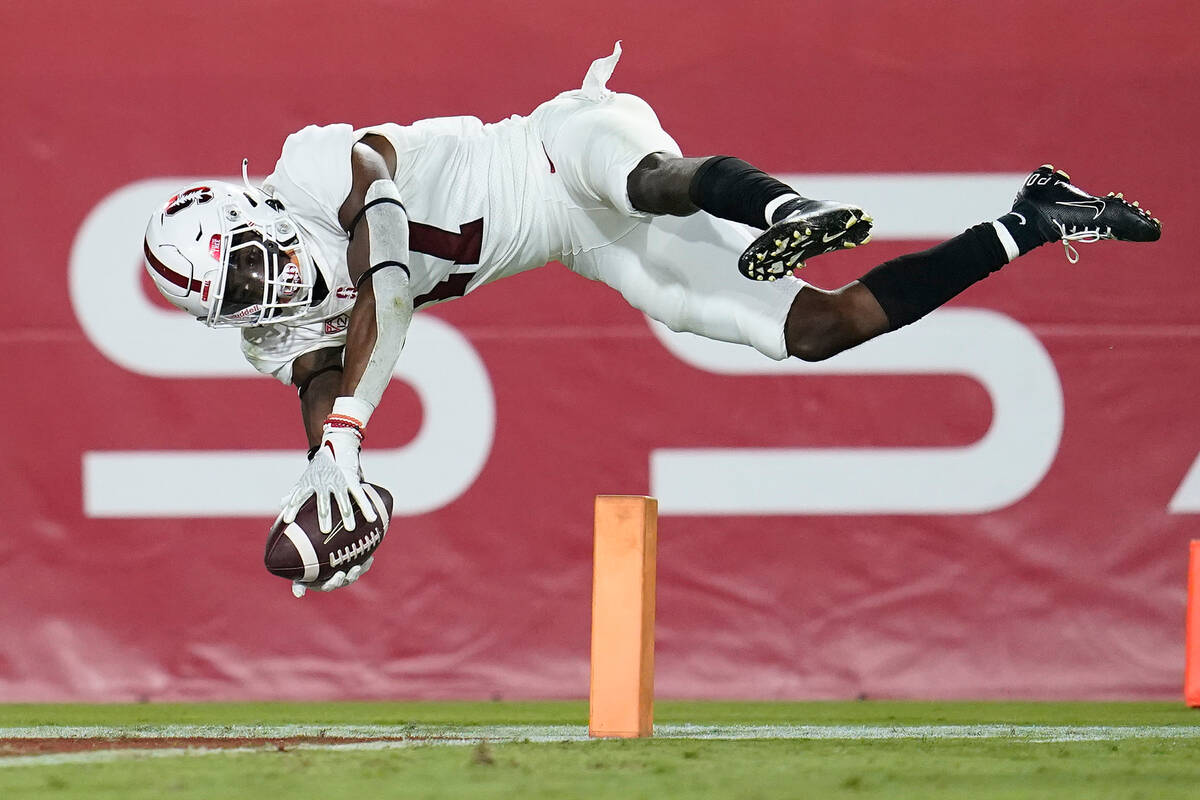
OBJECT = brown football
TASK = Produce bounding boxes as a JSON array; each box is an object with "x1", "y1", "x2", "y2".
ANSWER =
[{"x1": 264, "y1": 484, "x2": 393, "y2": 583}]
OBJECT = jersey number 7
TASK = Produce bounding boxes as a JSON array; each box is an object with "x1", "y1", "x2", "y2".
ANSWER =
[{"x1": 409, "y1": 218, "x2": 482, "y2": 307}]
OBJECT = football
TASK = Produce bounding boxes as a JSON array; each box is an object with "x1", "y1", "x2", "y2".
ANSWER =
[{"x1": 264, "y1": 484, "x2": 393, "y2": 584}]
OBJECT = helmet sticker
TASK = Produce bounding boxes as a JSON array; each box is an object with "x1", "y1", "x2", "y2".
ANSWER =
[
  {"x1": 201, "y1": 280, "x2": 212, "y2": 303},
  {"x1": 208, "y1": 234, "x2": 222, "y2": 261},
  {"x1": 277, "y1": 260, "x2": 302, "y2": 298},
  {"x1": 164, "y1": 186, "x2": 215, "y2": 216},
  {"x1": 225, "y1": 304, "x2": 263, "y2": 322}
]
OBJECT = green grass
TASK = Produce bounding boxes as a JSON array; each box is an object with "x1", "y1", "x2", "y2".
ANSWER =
[
  {"x1": 3, "y1": 702, "x2": 1200, "y2": 799},
  {"x1": 1, "y1": 699, "x2": 1195, "y2": 727}
]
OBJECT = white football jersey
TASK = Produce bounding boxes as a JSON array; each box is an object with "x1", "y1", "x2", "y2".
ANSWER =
[
  {"x1": 242, "y1": 112, "x2": 570, "y2": 382},
  {"x1": 238, "y1": 43, "x2": 800, "y2": 380}
]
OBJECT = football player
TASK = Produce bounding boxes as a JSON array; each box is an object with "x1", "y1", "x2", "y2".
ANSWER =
[{"x1": 143, "y1": 44, "x2": 1161, "y2": 596}]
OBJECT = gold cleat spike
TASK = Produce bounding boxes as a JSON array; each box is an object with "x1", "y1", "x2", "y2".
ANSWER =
[
  {"x1": 757, "y1": 253, "x2": 765, "y2": 261},
  {"x1": 1055, "y1": 169, "x2": 1070, "y2": 180},
  {"x1": 862, "y1": 214, "x2": 874, "y2": 223},
  {"x1": 767, "y1": 275, "x2": 776, "y2": 282},
  {"x1": 1107, "y1": 192, "x2": 1115, "y2": 197},
  {"x1": 793, "y1": 230, "x2": 802, "y2": 239},
  {"x1": 1132, "y1": 200, "x2": 1140, "y2": 207},
  {"x1": 755, "y1": 274, "x2": 764, "y2": 281},
  {"x1": 844, "y1": 241, "x2": 856, "y2": 248},
  {"x1": 805, "y1": 228, "x2": 812, "y2": 236},
  {"x1": 1040, "y1": 163, "x2": 1054, "y2": 170},
  {"x1": 1116, "y1": 192, "x2": 1124, "y2": 198},
  {"x1": 860, "y1": 234, "x2": 872, "y2": 245}
]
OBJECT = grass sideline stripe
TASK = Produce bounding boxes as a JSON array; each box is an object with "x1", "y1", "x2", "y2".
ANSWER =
[
  {"x1": 4, "y1": 723, "x2": 1200, "y2": 742},
  {"x1": 4, "y1": 724, "x2": 1200, "y2": 769}
]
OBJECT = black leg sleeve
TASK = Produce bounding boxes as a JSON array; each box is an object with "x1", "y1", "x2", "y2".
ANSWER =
[
  {"x1": 858, "y1": 223, "x2": 1009, "y2": 330},
  {"x1": 687, "y1": 156, "x2": 798, "y2": 229}
]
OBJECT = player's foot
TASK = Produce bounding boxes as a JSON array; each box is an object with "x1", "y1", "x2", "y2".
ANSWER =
[
  {"x1": 1013, "y1": 164, "x2": 1162, "y2": 263},
  {"x1": 737, "y1": 200, "x2": 873, "y2": 281}
]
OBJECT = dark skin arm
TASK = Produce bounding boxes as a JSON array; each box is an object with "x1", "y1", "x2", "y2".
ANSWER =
[
  {"x1": 290, "y1": 134, "x2": 405, "y2": 447},
  {"x1": 291, "y1": 347, "x2": 346, "y2": 448}
]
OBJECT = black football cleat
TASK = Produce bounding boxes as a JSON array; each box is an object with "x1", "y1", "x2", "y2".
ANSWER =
[
  {"x1": 737, "y1": 200, "x2": 873, "y2": 281},
  {"x1": 1013, "y1": 164, "x2": 1162, "y2": 263}
]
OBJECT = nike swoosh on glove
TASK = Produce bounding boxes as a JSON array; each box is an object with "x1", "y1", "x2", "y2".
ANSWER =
[{"x1": 279, "y1": 428, "x2": 378, "y2": 535}]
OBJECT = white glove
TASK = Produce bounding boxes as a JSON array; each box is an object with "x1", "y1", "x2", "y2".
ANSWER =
[
  {"x1": 292, "y1": 557, "x2": 374, "y2": 598},
  {"x1": 279, "y1": 427, "x2": 378, "y2": 535}
]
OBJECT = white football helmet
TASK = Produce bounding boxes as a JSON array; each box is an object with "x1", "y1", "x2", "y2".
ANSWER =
[{"x1": 144, "y1": 180, "x2": 316, "y2": 327}]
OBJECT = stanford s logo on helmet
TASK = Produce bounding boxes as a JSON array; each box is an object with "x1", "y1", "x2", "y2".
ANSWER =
[
  {"x1": 164, "y1": 186, "x2": 215, "y2": 216},
  {"x1": 143, "y1": 180, "x2": 316, "y2": 327}
]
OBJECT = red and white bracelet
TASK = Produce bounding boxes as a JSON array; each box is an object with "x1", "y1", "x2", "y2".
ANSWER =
[{"x1": 322, "y1": 396, "x2": 375, "y2": 441}]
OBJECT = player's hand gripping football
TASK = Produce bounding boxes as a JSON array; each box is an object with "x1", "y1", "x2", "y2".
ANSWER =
[
  {"x1": 290, "y1": 556, "x2": 374, "y2": 598},
  {"x1": 280, "y1": 431, "x2": 377, "y2": 534},
  {"x1": 278, "y1": 411, "x2": 378, "y2": 596}
]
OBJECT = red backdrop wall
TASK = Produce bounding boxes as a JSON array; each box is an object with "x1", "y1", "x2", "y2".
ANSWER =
[{"x1": 2, "y1": 0, "x2": 1198, "y2": 701}]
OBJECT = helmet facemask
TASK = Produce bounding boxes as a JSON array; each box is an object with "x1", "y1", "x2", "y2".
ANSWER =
[{"x1": 206, "y1": 193, "x2": 315, "y2": 327}]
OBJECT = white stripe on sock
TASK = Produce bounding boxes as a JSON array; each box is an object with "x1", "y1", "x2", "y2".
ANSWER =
[
  {"x1": 765, "y1": 193, "x2": 802, "y2": 226},
  {"x1": 991, "y1": 220, "x2": 1021, "y2": 263}
]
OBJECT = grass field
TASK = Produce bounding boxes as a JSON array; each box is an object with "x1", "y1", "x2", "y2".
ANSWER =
[{"x1": 3, "y1": 701, "x2": 1200, "y2": 799}]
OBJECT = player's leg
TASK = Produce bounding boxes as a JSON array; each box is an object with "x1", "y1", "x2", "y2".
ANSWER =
[
  {"x1": 569, "y1": 212, "x2": 804, "y2": 360},
  {"x1": 781, "y1": 283, "x2": 888, "y2": 362},
  {"x1": 627, "y1": 153, "x2": 873, "y2": 281},
  {"x1": 784, "y1": 165, "x2": 1162, "y2": 361},
  {"x1": 536, "y1": 87, "x2": 871, "y2": 282},
  {"x1": 623, "y1": 153, "x2": 707, "y2": 216},
  {"x1": 535, "y1": 85, "x2": 805, "y2": 358}
]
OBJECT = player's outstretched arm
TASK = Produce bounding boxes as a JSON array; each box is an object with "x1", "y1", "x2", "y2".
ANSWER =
[
  {"x1": 279, "y1": 136, "x2": 412, "y2": 557},
  {"x1": 338, "y1": 134, "x2": 412, "y2": 410},
  {"x1": 291, "y1": 346, "x2": 346, "y2": 449}
]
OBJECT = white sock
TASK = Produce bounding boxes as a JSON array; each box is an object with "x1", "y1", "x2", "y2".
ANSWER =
[
  {"x1": 990, "y1": 220, "x2": 1021, "y2": 263},
  {"x1": 764, "y1": 193, "x2": 803, "y2": 226}
]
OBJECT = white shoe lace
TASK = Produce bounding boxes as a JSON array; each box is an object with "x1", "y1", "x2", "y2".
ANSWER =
[{"x1": 1052, "y1": 220, "x2": 1110, "y2": 264}]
